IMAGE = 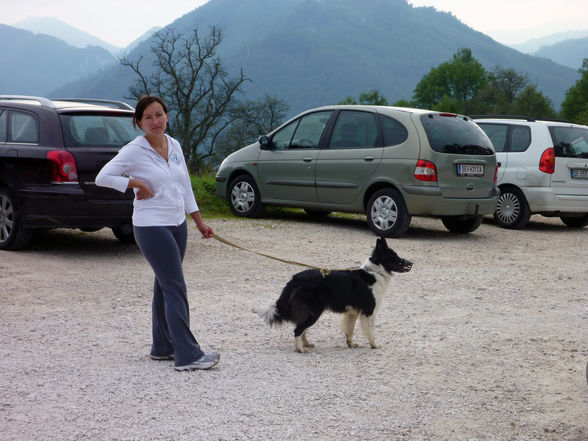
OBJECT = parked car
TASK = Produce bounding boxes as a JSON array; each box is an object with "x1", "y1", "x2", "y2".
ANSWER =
[
  {"x1": 215, "y1": 105, "x2": 499, "y2": 237},
  {"x1": 0, "y1": 95, "x2": 144, "y2": 250},
  {"x1": 473, "y1": 116, "x2": 588, "y2": 229}
]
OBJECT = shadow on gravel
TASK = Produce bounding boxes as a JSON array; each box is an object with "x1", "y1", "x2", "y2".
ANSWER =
[{"x1": 20, "y1": 229, "x2": 140, "y2": 256}]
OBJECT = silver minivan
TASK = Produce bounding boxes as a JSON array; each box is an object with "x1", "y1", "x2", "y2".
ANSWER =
[
  {"x1": 475, "y1": 117, "x2": 588, "y2": 228},
  {"x1": 216, "y1": 105, "x2": 499, "y2": 237}
]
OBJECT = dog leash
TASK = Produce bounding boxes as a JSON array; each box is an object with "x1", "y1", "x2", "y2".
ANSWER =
[{"x1": 212, "y1": 233, "x2": 355, "y2": 276}]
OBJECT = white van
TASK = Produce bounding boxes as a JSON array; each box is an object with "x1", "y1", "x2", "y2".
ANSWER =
[{"x1": 474, "y1": 116, "x2": 588, "y2": 228}]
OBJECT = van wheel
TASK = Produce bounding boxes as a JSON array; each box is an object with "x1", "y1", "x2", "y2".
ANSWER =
[
  {"x1": 560, "y1": 214, "x2": 588, "y2": 228},
  {"x1": 228, "y1": 175, "x2": 264, "y2": 218},
  {"x1": 366, "y1": 188, "x2": 411, "y2": 237},
  {"x1": 112, "y1": 224, "x2": 136, "y2": 244},
  {"x1": 442, "y1": 215, "x2": 483, "y2": 234},
  {"x1": 494, "y1": 187, "x2": 531, "y2": 229},
  {"x1": 0, "y1": 188, "x2": 33, "y2": 250}
]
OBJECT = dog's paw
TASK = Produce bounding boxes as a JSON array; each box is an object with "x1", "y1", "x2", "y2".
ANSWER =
[
  {"x1": 346, "y1": 341, "x2": 359, "y2": 348},
  {"x1": 369, "y1": 343, "x2": 381, "y2": 349}
]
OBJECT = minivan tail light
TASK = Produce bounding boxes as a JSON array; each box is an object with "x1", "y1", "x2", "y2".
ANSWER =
[
  {"x1": 494, "y1": 164, "x2": 498, "y2": 183},
  {"x1": 46, "y1": 150, "x2": 79, "y2": 183},
  {"x1": 415, "y1": 159, "x2": 437, "y2": 181},
  {"x1": 539, "y1": 148, "x2": 555, "y2": 174}
]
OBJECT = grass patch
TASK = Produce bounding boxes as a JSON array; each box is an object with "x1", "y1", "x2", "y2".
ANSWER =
[{"x1": 190, "y1": 173, "x2": 232, "y2": 217}]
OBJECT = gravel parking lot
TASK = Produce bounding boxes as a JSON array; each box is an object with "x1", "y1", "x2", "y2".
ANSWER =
[{"x1": 1, "y1": 213, "x2": 587, "y2": 441}]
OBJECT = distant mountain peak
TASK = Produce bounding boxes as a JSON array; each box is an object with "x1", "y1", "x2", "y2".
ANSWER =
[{"x1": 13, "y1": 16, "x2": 121, "y2": 54}]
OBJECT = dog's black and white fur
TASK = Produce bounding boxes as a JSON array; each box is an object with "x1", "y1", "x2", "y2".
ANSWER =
[{"x1": 261, "y1": 237, "x2": 412, "y2": 353}]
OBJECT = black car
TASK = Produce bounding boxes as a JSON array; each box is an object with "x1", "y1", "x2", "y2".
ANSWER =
[{"x1": 0, "y1": 96, "x2": 143, "y2": 250}]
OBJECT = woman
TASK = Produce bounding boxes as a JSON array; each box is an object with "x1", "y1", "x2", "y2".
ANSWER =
[{"x1": 96, "y1": 95, "x2": 219, "y2": 371}]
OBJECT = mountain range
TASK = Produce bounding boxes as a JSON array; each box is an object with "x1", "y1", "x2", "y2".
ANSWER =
[{"x1": 4, "y1": 0, "x2": 585, "y2": 114}]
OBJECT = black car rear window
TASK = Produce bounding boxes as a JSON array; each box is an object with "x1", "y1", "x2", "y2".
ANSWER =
[
  {"x1": 421, "y1": 114, "x2": 494, "y2": 155},
  {"x1": 549, "y1": 126, "x2": 588, "y2": 158},
  {"x1": 59, "y1": 113, "x2": 143, "y2": 147}
]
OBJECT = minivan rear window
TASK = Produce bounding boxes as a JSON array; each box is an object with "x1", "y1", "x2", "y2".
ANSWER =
[
  {"x1": 59, "y1": 113, "x2": 143, "y2": 147},
  {"x1": 421, "y1": 114, "x2": 494, "y2": 155},
  {"x1": 549, "y1": 126, "x2": 588, "y2": 158}
]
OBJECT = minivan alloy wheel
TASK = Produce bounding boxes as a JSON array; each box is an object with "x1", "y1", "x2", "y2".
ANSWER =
[
  {"x1": 227, "y1": 175, "x2": 264, "y2": 218},
  {"x1": 366, "y1": 188, "x2": 411, "y2": 237},
  {"x1": 494, "y1": 187, "x2": 531, "y2": 229}
]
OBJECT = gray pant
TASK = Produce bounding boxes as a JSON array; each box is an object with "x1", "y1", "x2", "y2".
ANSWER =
[{"x1": 133, "y1": 222, "x2": 203, "y2": 366}]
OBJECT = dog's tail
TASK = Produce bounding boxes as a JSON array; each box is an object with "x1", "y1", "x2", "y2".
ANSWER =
[{"x1": 259, "y1": 304, "x2": 284, "y2": 327}]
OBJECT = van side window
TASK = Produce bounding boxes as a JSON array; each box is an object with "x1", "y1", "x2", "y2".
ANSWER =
[
  {"x1": 379, "y1": 114, "x2": 408, "y2": 146},
  {"x1": 10, "y1": 111, "x2": 39, "y2": 144},
  {"x1": 510, "y1": 126, "x2": 531, "y2": 152},
  {"x1": 329, "y1": 110, "x2": 379, "y2": 149},
  {"x1": 478, "y1": 123, "x2": 507, "y2": 152}
]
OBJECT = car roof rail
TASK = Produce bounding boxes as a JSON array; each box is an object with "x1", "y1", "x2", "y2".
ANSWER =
[
  {"x1": 0, "y1": 95, "x2": 56, "y2": 108},
  {"x1": 470, "y1": 115, "x2": 573, "y2": 124},
  {"x1": 469, "y1": 115, "x2": 537, "y2": 122},
  {"x1": 52, "y1": 98, "x2": 134, "y2": 110}
]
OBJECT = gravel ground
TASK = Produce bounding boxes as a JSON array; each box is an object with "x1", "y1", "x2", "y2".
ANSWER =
[{"x1": 1, "y1": 213, "x2": 587, "y2": 441}]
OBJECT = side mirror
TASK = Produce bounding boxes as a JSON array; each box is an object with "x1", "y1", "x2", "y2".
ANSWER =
[{"x1": 259, "y1": 135, "x2": 270, "y2": 149}]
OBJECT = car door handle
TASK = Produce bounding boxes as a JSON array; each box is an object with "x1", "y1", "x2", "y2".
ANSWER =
[
  {"x1": 363, "y1": 156, "x2": 375, "y2": 162},
  {"x1": 303, "y1": 157, "x2": 313, "y2": 163}
]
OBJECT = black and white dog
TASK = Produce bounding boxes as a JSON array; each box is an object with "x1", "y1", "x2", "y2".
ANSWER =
[{"x1": 261, "y1": 237, "x2": 412, "y2": 353}]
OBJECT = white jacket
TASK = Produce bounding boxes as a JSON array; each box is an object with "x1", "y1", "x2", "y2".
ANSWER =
[{"x1": 95, "y1": 134, "x2": 199, "y2": 226}]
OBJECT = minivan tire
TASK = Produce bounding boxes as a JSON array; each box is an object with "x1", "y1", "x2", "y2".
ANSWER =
[
  {"x1": 228, "y1": 175, "x2": 264, "y2": 218},
  {"x1": 366, "y1": 188, "x2": 411, "y2": 238},
  {"x1": 0, "y1": 188, "x2": 33, "y2": 250},
  {"x1": 442, "y1": 215, "x2": 484, "y2": 234},
  {"x1": 494, "y1": 186, "x2": 531, "y2": 229}
]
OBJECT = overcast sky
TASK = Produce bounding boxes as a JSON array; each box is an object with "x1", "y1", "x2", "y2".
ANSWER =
[{"x1": 1, "y1": 0, "x2": 587, "y2": 47}]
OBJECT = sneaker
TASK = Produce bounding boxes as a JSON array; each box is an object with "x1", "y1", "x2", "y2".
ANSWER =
[
  {"x1": 174, "y1": 352, "x2": 220, "y2": 371},
  {"x1": 150, "y1": 354, "x2": 175, "y2": 361}
]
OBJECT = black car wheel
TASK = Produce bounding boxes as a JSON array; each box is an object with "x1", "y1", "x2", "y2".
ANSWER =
[
  {"x1": 560, "y1": 214, "x2": 588, "y2": 228},
  {"x1": 228, "y1": 175, "x2": 264, "y2": 218},
  {"x1": 441, "y1": 215, "x2": 484, "y2": 234},
  {"x1": 366, "y1": 188, "x2": 411, "y2": 237},
  {"x1": 494, "y1": 186, "x2": 531, "y2": 229},
  {"x1": 0, "y1": 188, "x2": 33, "y2": 250}
]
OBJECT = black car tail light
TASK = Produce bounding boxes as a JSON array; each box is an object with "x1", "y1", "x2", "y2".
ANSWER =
[{"x1": 46, "y1": 150, "x2": 79, "y2": 183}]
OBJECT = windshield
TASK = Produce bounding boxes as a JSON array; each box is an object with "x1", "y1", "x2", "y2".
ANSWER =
[
  {"x1": 421, "y1": 114, "x2": 494, "y2": 155},
  {"x1": 59, "y1": 113, "x2": 144, "y2": 147},
  {"x1": 549, "y1": 126, "x2": 588, "y2": 158}
]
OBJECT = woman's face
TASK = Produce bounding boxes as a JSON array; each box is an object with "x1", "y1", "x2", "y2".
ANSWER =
[{"x1": 137, "y1": 101, "x2": 169, "y2": 136}]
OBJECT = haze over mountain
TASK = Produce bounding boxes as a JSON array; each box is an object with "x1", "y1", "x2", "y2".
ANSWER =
[
  {"x1": 532, "y1": 37, "x2": 588, "y2": 70},
  {"x1": 14, "y1": 16, "x2": 120, "y2": 55},
  {"x1": 511, "y1": 29, "x2": 588, "y2": 54},
  {"x1": 5, "y1": 0, "x2": 580, "y2": 114},
  {"x1": 0, "y1": 24, "x2": 117, "y2": 96}
]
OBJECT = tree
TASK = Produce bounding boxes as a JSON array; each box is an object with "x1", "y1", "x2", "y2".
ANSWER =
[
  {"x1": 469, "y1": 67, "x2": 556, "y2": 118},
  {"x1": 120, "y1": 26, "x2": 248, "y2": 172},
  {"x1": 561, "y1": 58, "x2": 588, "y2": 124},
  {"x1": 512, "y1": 85, "x2": 557, "y2": 119},
  {"x1": 212, "y1": 93, "x2": 289, "y2": 168},
  {"x1": 338, "y1": 89, "x2": 388, "y2": 105},
  {"x1": 412, "y1": 48, "x2": 487, "y2": 112}
]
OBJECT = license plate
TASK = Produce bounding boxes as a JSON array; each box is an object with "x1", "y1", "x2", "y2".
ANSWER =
[
  {"x1": 571, "y1": 169, "x2": 588, "y2": 179},
  {"x1": 457, "y1": 164, "x2": 484, "y2": 176}
]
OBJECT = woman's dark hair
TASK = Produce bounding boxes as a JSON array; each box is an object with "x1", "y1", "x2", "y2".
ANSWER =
[{"x1": 133, "y1": 95, "x2": 168, "y2": 128}]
